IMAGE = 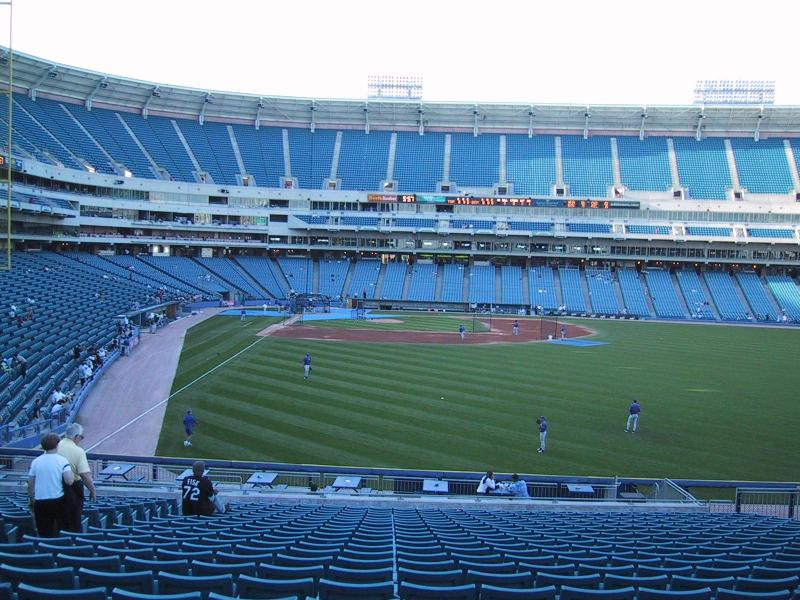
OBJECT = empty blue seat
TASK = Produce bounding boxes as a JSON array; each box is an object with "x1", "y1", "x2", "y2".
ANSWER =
[
  {"x1": 326, "y1": 565, "x2": 394, "y2": 583},
  {"x1": 0, "y1": 564, "x2": 74, "y2": 589},
  {"x1": 604, "y1": 574, "x2": 668, "y2": 590},
  {"x1": 695, "y1": 565, "x2": 751, "y2": 579},
  {"x1": 637, "y1": 589, "x2": 712, "y2": 600},
  {"x1": 236, "y1": 574, "x2": 315, "y2": 599},
  {"x1": 156, "y1": 572, "x2": 233, "y2": 598},
  {"x1": 535, "y1": 573, "x2": 600, "y2": 590},
  {"x1": 753, "y1": 566, "x2": 800, "y2": 579},
  {"x1": 671, "y1": 576, "x2": 735, "y2": 591},
  {"x1": 56, "y1": 553, "x2": 121, "y2": 572},
  {"x1": 190, "y1": 559, "x2": 257, "y2": 578},
  {"x1": 398, "y1": 581, "x2": 476, "y2": 599},
  {"x1": 717, "y1": 590, "x2": 790, "y2": 599},
  {"x1": 78, "y1": 567, "x2": 154, "y2": 594},
  {"x1": 318, "y1": 578, "x2": 394, "y2": 599},
  {"x1": 111, "y1": 590, "x2": 202, "y2": 600},
  {"x1": 335, "y1": 556, "x2": 394, "y2": 570},
  {"x1": 16, "y1": 583, "x2": 106, "y2": 600},
  {"x1": 734, "y1": 576, "x2": 799, "y2": 593},
  {"x1": 559, "y1": 586, "x2": 635, "y2": 600},
  {"x1": 0, "y1": 552, "x2": 55, "y2": 568},
  {"x1": 459, "y1": 560, "x2": 516, "y2": 574},
  {"x1": 123, "y1": 557, "x2": 190, "y2": 575},
  {"x1": 399, "y1": 567, "x2": 464, "y2": 586},
  {"x1": 479, "y1": 585, "x2": 557, "y2": 599},
  {"x1": 258, "y1": 562, "x2": 324, "y2": 582},
  {"x1": 467, "y1": 570, "x2": 534, "y2": 589}
]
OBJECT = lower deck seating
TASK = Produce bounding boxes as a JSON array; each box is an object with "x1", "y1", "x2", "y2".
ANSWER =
[{"x1": 0, "y1": 496, "x2": 796, "y2": 599}]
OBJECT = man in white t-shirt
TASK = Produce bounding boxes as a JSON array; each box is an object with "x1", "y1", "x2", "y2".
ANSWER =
[{"x1": 28, "y1": 432, "x2": 74, "y2": 537}]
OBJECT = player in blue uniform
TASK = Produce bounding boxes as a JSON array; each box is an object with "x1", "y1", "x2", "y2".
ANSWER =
[
  {"x1": 303, "y1": 353, "x2": 312, "y2": 380},
  {"x1": 459, "y1": 323, "x2": 466, "y2": 341},
  {"x1": 537, "y1": 416, "x2": 548, "y2": 453},
  {"x1": 183, "y1": 410, "x2": 196, "y2": 447},
  {"x1": 625, "y1": 399, "x2": 641, "y2": 433}
]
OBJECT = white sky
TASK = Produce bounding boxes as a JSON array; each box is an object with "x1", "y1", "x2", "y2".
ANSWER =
[{"x1": 1, "y1": 0, "x2": 799, "y2": 105}]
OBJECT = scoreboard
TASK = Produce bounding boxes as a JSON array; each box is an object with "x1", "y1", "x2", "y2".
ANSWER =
[{"x1": 366, "y1": 193, "x2": 639, "y2": 210}]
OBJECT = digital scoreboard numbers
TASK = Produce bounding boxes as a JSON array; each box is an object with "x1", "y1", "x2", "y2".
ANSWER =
[
  {"x1": 447, "y1": 197, "x2": 533, "y2": 207},
  {"x1": 367, "y1": 194, "x2": 417, "y2": 203},
  {"x1": 365, "y1": 193, "x2": 639, "y2": 209}
]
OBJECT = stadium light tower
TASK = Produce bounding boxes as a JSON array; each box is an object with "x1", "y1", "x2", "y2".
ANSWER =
[
  {"x1": 367, "y1": 75, "x2": 423, "y2": 100},
  {"x1": 693, "y1": 80, "x2": 775, "y2": 105},
  {"x1": 0, "y1": 0, "x2": 11, "y2": 272}
]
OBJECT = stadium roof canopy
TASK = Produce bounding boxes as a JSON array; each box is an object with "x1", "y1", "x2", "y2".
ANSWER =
[{"x1": 3, "y1": 47, "x2": 800, "y2": 137}]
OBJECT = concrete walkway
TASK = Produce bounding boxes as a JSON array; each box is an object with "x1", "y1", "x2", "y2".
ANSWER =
[{"x1": 79, "y1": 308, "x2": 224, "y2": 455}]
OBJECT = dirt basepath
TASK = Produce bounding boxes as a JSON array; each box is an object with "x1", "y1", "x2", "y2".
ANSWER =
[{"x1": 272, "y1": 318, "x2": 592, "y2": 345}]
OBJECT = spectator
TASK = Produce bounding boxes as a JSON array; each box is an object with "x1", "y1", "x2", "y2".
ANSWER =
[
  {"x1": 72, "y1": 345, "x2": 81, "y2": 361},
  {"x1": 507, "y1": 473, "x2": 529, "y2": 497},
  {"x1": 477, "y1": 470, "x2": 496, "y2": 494},
  {"x1": 181, "y1": 461, "x2": 220, "y2": 516},
  {"x1": 28, "y1": 432, "x2": 74, "y2": 537},
  {"x1": 13, "y1": 354, "x2": 27, "y2": 379},
  {"x1": 57, "y1": 423, "x2": 97, "y2": 532}
]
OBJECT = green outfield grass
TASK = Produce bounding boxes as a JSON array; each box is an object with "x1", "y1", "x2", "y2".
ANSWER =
[{"x1": 156, "y1": 314, "x2": 800, "y2": 482}]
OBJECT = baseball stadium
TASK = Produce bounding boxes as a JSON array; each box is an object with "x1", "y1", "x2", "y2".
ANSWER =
[{"x1": 0, "y1": 4, "x2": 799, "y2": 598}]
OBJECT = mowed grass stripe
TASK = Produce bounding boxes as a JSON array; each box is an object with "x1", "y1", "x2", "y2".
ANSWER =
[
  {"x1": 158, "y1": 315, "x2": 800, "y2": 480},
  {"x1": 301, "y1": 315, "x2": 488, "y2": 332}
]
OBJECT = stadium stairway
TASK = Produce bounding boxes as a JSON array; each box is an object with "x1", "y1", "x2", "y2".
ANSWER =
[{"x1": 233, "y1": 257, "x2": 289, "y2": 299}]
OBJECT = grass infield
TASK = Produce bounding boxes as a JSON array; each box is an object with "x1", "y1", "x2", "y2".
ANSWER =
[{"x1": 156, "y1": 314, "x2": 799, "y2": 482}]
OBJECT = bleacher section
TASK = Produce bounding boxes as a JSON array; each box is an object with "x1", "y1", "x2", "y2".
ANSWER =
[
  {"x1": 277, "y1": 256, "x2": 312, "y2": 294},
  {"x1": 395, "y1": 217, "x2": 437, "y2": 229},
  {"x1": 616, "y1": 136, "x2": 672, "y2": 192},
  {"x1": 14, "y1": 95, "x2": 116, "y2": 175},
  {"x1": 505, "y1": 134, "x2": 556, "y2": 196},
  {"x1": 736, "y1": 272, "x2": 778, "y2": 321},
  {"x1": 341, "y1": 215, "x2": 380, "y2": 227},
  {"x1": 408, "y1": 263, "x2": 438, "y2": 302},
  {"x1": 10, "y1": 95, "x2": 800, "y2": 207},
  {"x1": 567, "y1": 223, "x2": 612, "y2": 234},
  {"x1": 337, "y1": 130, "x2": 392, "y2": 191},
  {"x1": 529, "y1": 267, "x2": 558, "y2": 311},
  {"x1": 177, "y1": 120, "x2": 240, "y2": 186},
  {"x1": 234, "y1": 257, "x2": 289, "y2": 299},
  {"x1": 627, "y1": 225, "x2": 671, "y2": 235},
  {"x1": 287, "y1": 128, "x2": 336, "y2": 190},
  {"x1": 102, "y1": 255, "x2": 206, "y2": 298},
  {"x1": 686, "y1": 226, "x2": 733, "y2": 237},
  {"x1": 559, "y1": 267, "x2": 588, "y2": 313},
  {"x1": 730, "y1": 138, "x2": 794, "y2": 194},
  {"x1": 617, "y1": 269, "x2": 651, "y2": 317},
  {"x1": 747, "y1": 228, "x2": 795, "y2": 239},
  {"x1": 379, "y1": 262, "x2": 407, "y2": 300},
  {"x1": 0, "y1": 252, "x2": 162, "y2": 425},
  {"x1": 500, "y1": 265, "x2": 524, "y2": 305},
  {"x1": 449, "y1": 133, "x2": 499, "y2": 187},
  {"x1": 0, "y1": 494, "x2": 796, "y2": 599},
  {"x1": 644, "y1": 270, "x2": 685, "y2": 319},
  {"x1": 394, "y1": 132, "x2": 445, "y2": 193},
  {"x1": 561, "y1": 136, "x2": 614, "y2": 197},
  {"x1": 509, "y1": 221, "x2": 553, "y2": 232},
  {"x1": 676, "y1": 270, "x2": 715, "y2": 320},
  {"x1": 139, "y1": 256, "x2": 229, "y2": 296},
  {"x1": 318, "y1": 259, "x2": 350, "y2": 299},
  {"x1": 63, "y1": 103, "x2": 155, "y2": 179},
  {"x1": 586, "y1": 269, "x2": 620, "y2": 315},
  {"x1": 765, "y1": 275, "x2": 800, "y2": 321},
  {"x1": 703, "y1": 271, "x2": 750, "y2": 321},
  {"x1": 195, "y1": 257, "x2": 267, "y2": 299},
  {"x1": 441, "y1": 264, "x2": 465, "y2": 303},
  {"x1": 452, "y1": 219, "x2": 494, "y2": 231},
  {"x1": 347, "y1": 259, "x2": 381, "y2": 299},
  {"x1": 231, "y1": 125, "x2": 284, "y2": 187},
  {"x1": 672, "y1": 137, "x2": 731, "y2": 200},
  {"x1": 468, "y1": 264, "x2": 495, "y2": 305},
  {"x1": 119, "y1": 112, "x2": 196, "y2": 182}
]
